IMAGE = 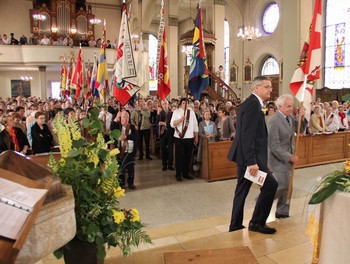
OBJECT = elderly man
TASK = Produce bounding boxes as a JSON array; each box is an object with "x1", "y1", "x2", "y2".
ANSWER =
[
  {"x1": 267, "y1": 94, "x2": 298, "y2": 218},
  {"x1": 111, "y1": 110, "x2": 137, "y2": 189}
]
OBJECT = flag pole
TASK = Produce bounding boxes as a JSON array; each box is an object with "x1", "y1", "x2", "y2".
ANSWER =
[{"x1": 286, "y1": 74, "x2": 308, "y2": 206}]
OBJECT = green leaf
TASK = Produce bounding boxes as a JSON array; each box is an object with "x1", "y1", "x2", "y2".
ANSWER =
[
  {"x1": 82, "y1": 117, "x2": 90, "y2": 128},
  {"x1": 72, "y1": 138, "x2": 85, "y2": 148},
  {"x1": 68, "y1": 149, "x2": 81, "y2": 157},
  {"x1": 109, "y1": 129, "x2": 121, "y2": 141},
  {"x1": 309, "y1": 183, "x2": 339, "y2": 204}
]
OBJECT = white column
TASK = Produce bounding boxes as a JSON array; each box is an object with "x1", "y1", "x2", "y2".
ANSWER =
[
  {"x1": 38, "y1": 66, "x2": 47, "y2": 100},
  {"x1": 212, "y1": 0, "x2": 226, "y2": 72},
  {"x1": 168, "y1": 16, "x2": 179, "y2": 98}
]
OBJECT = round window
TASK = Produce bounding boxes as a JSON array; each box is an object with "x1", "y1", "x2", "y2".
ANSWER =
[{"x1": 262, "y1": 3, "x2": 280, "y2": 34}]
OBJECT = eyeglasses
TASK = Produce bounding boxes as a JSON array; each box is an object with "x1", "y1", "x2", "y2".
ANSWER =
[{"x1": 258, "y1": 84, "x2": 273, "y2": 89}]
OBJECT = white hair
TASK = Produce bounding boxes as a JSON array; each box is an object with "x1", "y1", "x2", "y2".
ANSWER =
[{"x1": 275, "y1": 94, "x2": 293, "y2": 109}]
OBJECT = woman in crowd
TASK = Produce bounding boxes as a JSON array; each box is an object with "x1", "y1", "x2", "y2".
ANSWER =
[
  {"x1": 0, "y1": 114, "x2": 29, "y2": 154},
  {"x1": 215, "y1": 107, "x2": 235, "y2": 141},
  {"x1": 311, "y1": 105, "x2": 328, "y2": 133},
  {"x1": 265, "y1": 104, "x2": 276, "y2": 124},
  {"x1": 197, "y1": 109, "x2": 217, "y2": 163},
  {"x1": 31, "y1": 111, "x2": 53, "y2": 154}
]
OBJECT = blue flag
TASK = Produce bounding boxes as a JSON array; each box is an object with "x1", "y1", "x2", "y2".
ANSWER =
[{"x1": 188, "y1": 3, "x2": 209, "y2": 99}]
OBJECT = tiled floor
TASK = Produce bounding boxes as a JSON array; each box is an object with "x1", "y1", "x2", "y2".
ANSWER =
[{"x1": 39, "y1": 159, "x2": 343, "y2": 264}]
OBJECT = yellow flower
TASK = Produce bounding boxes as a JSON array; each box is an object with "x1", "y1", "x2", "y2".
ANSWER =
[
  {"x1": 114, "y1": 186, "x2": 125, "y2": 198},
  {"x1": 70, "y1": 121, "x2": 82, "y2": 141},
  {"x1": 112, "y1": 209, "x2": 125, "y2": 224},
  {"x1": 345, "y1": 160, "x2": 350, "y2": 173},
  {"x1": 86, "y1": 148, "x2": 99, "y2": 167},
  {"x1": 110, "y1": 148, "x2": 120, "y2": 157},
  {"x1": 130, "y1": 208, "x2": 140, "y2": 222}
]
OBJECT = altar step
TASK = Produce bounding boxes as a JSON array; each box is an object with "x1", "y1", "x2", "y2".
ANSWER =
[{"x1": 101, "y1": 196, "x2": 312, "y2": 264}]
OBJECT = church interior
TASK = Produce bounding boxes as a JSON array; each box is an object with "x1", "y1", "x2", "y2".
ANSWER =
[{"x1": 1, "y1": 0, "x2": 350, "y2": 263}]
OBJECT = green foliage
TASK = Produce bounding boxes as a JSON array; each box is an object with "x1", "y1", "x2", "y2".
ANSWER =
[
  {"x1": 50, "y1": 109, "x2": 151, "y2": 259},
  {"x1": 309, "y1": 165, "x2": 350, "y2": 204}
]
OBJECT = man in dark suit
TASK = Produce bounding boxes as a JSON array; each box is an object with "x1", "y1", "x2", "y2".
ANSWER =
[
  {"x1": 227, "y1": 75, "x2": 278, "y2": 234},
  {"x1": 267, "y1": 94, "x2": 298, "y2": 218}
]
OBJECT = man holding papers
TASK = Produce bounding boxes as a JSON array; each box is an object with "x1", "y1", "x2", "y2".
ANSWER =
[
  {"x1": 267, "y1": 94, "x2": 298, "y2": 218},
  {"x1": 227, "y1": 76, "x2": 278, "y2": 234}
]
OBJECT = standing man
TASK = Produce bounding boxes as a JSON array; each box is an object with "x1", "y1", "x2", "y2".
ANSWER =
[
  {"x1": 138, "y1": 100, "x2": 152, "y2": 160},
  {"x1": 171, "y1": 98, "x2": 198, "y2": 181},
  {"x1": 227, "y1": 76, "x2": 278, "y2": 234},
  {"x1": 267, "y1": 94, "x2": 298, "y2": 218},
  {"x1": 158, "y1": 99, "x2": 174, "y2": 171}
]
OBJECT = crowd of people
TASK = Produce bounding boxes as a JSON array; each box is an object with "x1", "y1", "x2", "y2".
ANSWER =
[{"x1": 0, "y1": 32, "x2": 116, "y2": 48}]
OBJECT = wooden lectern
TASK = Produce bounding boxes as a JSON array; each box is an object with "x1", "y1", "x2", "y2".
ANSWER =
[{"x1": 0, "y1": 169, "x2": 51, "y2": 264}]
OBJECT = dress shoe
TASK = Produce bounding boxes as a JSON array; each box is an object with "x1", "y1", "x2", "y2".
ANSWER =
[
  {"x1": 229, "y1": 225, "x2": 245, "y2": 232},
  {"x1": 146, "y1": 156, "x2": 152, "y2": 160},
  {"x1": 168, "y1": 166, "x2": 175, "y2": 171},
  {"x1": 275, "y1": 213, "x2": 289, "y2": 219},
  {"x1": 128, "y1": 185, "x2": 137, "y2": 190},
  {"x1": 248, "y1": 222, "x2": 276, "y2": 234},
  {"x1": 183, "y1": 175, "x2": 194, "y2": 180},
  {"x1": 175, "y1": 176, "x2": 182, "y2": 181},
  {"x1": 162, "y1": 167, "x2": 167, "y2": 171}
]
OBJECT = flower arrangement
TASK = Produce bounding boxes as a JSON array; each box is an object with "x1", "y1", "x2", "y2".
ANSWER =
[
  {"x1": 50, "y1": 107, "x2": 151, "y2": 259},
  {"x1": 309, "y1": 160, "x2": 350, "y2": 204}
]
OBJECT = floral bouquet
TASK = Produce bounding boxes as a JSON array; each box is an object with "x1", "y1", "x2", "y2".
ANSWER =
[{"x1": 50, "y1": 107, "x2": 151, "y2": 259}]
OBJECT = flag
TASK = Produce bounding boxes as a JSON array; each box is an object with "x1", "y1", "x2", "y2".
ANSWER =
[
  {"x1": 188, "y1": 1, "x2": 209, "y2": 99},
  {"x1": 71, "y1": 47, "x2": 83, "y2": 98},
  {"x1": 95, "y1": 19, "x2": 108, "y2": 99},
  {"x1": 60, "y1": 58, "x2": 67, "y2": 91},
  {"x1": 64, "y1": 55, "x2": 74, "y2": 97},
  {"x1": 156, "y1": 0, "x2": 170, "y2": 100},
  {"x1": 136, "y1": 34, "x2": 148, "y2": 89},
  {"x1": 290, "y1": 0, "x2": 322, "y2": 118},
  {"x1": 113, "y1": 2, "x2": 139, "y2": 106},
  {"x1": 85, "y1": 62, "x2": 92, "y2": 98},
  {"x1": 91, "y1": 55, "x2": 99, "y2": 98}
]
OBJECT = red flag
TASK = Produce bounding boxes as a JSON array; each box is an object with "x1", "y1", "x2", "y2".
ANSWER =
[
  {"x1": 156, "y1": 0, "x2": 170, "y2": 100},
  {"x1": 290, "y1": 0, "x2": 322, "y2": 117},
  {"x1": 71, "y1": 47, "x2": 83, "y2": 98}
]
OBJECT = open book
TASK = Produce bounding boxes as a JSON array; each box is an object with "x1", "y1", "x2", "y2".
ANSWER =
[
  {"x1": 0, "y1": 178, "x2": 48, "y2": 240},
  {"x1": 244, "y1": 168, "x2": 267, "y2": 186}
]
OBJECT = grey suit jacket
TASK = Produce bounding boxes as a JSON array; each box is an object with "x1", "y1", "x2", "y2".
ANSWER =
[{"x1": 267, "y1": 111, "x2": 295, "y2": 173}]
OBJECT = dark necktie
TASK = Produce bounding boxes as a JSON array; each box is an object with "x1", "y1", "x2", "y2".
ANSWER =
[{"x1": 286, "y1": 116, "x2": 290, "y2": 124}]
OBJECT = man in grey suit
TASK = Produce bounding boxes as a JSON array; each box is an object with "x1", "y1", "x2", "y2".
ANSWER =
[
  {"x1": 227, "y1": 76, "x2": 278, "y2": 234},
  {"x1": 267, "y1": 94, "x2": 298, "y2": 218}
]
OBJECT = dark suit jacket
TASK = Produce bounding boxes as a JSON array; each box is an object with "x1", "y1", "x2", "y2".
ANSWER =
[
  {"x1": 110, "y1": 121, "x2": 137, "y2": 155},
  {"x1": 0, "y1": 127, "x2": 29, "y2": 153},
  {"x1": 227, "y1": 94, "x2": 269, "y2": 173}
]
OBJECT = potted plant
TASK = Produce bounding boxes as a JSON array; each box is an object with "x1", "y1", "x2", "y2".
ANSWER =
[
  {"x1": 309, "y1": 160, "x2": 350, "y2": 204},
  {"x1": 50, "y1": 107, "x2": 151, "y2": 263}
]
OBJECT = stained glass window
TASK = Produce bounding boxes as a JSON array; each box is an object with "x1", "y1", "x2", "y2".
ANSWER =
[{"x1": 325, "y1": 0, "x2": 350, "y2": 89}]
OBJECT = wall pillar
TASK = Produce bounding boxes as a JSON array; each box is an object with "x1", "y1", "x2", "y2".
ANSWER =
[
  {"x1": 212, "y1": 0, "x2": 226, "y2": 72},
  {"x1": 169, "y1": 16, "x2": 179, "y2": 98},
  {"x1": 38, "y1": 66, "x2": 47, "y2": 100}
]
